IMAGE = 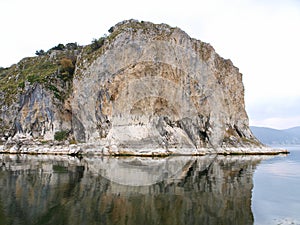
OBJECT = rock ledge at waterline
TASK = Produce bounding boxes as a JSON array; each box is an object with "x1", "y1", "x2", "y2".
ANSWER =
[
  {"x1": 0, "y1": 138, "x2": 288, "y2": 156},
  {"x1": 0, "y1": 20, "x2": 288, "y2": 155}
]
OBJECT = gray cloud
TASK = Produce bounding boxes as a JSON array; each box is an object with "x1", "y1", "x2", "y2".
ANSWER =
[{"x1": 247, "y1": 97, "x2": 300, "y2": 128}]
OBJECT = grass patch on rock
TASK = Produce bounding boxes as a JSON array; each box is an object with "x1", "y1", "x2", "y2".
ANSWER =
[{"x1": 54, "y1": 130, "x2": 69, "y2": 141}]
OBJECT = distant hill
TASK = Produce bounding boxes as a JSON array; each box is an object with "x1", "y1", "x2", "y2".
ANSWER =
[{"x1": 250, "y1": 126, "x2": 300, "y2": 145}]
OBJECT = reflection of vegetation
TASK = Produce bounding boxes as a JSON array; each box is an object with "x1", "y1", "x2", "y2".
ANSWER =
[
  {"x1": 0, "y1": 156, "x2": 259, "y2": 225},
  {"x1": 33, "y1": 204, "x2": 68, "y2": 225},
  {"x1": 53, "y1": 165, "x2": 68, "y2": 173},
  {"x1": 0, "y1": 198, "x2": 8, "y2": 225}
]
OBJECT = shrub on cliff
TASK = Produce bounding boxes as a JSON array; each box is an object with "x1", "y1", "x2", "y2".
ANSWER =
[
  {"x1": 65, "y1": 42, "x2": 79, "y2": 50},
  {"x1": 54, "y1": 130, "x2": 69, "y2": 141},
  {"x1": 35, "y1": 50, "x2": 45, "y2": 56},
  {"x1": 60, "y1": 58, "x2": 75, "y2": 76},
  {"x1": 51, "y1": 43, "x2": 65, "y2": 51},
  {"x1": 90, "y1": 37, "x2": 105, "y2": 52}
]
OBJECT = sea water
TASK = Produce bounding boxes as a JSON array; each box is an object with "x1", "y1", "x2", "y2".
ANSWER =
[
  {"x1": 252, "y1": 146, "x2": 300, "y2": 225},
  {"x1": 0, "y1": 147, "x2": 299, "y2": 225}
]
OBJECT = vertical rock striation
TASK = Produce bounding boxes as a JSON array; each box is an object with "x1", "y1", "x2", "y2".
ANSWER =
[
  {"x1": 72, "y1": 20, "x2": 260, "y2": 154},
  {"x1": 0, "y1": 48, "x2": 78, "y2": 149}
]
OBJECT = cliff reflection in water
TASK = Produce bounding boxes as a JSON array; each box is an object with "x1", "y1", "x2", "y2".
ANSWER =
[{"x1": 0, "y1": 154, "x2": 267, "y2": 225}]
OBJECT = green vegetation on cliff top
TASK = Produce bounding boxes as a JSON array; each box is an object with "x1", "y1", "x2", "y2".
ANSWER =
[
  {"x1": 0, "y1": 20, "x2": 178, "y2": 105},
  {"x1": 0, "y1": 43, "x2": 80, "y2": 104}
]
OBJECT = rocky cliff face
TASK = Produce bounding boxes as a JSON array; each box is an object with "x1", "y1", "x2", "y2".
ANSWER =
[
  {"x1": 72, "y1": 20, "x2": 260, "y2": 153},
  {"x1": 0, "y1": 20, "x2": 268, "y2": 155},
  {"x1": 0, "y1": 47, "x2": 78, "y2": 145}
]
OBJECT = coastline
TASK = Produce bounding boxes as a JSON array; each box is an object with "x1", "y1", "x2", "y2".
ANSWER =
[{"x1": 0, "y1": 142, "x2": 289, "y2": 156}]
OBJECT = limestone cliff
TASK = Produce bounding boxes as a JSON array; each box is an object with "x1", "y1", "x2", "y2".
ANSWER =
[
  {"x1": 0, "y1": 19, "x2": 281, "y2": 155},
  {"x1": 72, "y1": 19, "x2": 260, "y2": 154},
  {"x1": 0, "y1": 46, "x2": 79, "y2": 146}
]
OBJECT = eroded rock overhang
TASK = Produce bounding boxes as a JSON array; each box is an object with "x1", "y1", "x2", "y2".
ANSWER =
[{"x1": 71, "y1": 20, "x2": 261, "y2": 154}]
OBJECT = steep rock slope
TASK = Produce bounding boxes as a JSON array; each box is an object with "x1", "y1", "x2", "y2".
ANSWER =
[
  {"x1": 72, "y1": 20, "x2": 260, "y2": 153},
  {"x1": 0, "y1": 20, "x2": 276, "y2": 155},
  {"x1": 0, "y1": 46, "x2": 79, "y2": 144}
]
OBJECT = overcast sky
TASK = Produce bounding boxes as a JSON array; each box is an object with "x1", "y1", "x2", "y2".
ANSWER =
[{"x1": 1, "y1": 0, "x2": 300, "y2": 129}]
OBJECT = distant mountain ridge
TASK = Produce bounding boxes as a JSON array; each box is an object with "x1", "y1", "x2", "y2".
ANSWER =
[{"x1": 250, "y1": 126, "x2": 300, "y2": 145}]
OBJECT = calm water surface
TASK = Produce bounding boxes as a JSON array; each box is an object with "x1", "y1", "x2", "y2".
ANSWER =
[
  {"x1": 0, "y1": 147, "x2": 299, "y2": 225},
  {"x1": 252, "y1": 146, "x2": 300, "y2": 225}
]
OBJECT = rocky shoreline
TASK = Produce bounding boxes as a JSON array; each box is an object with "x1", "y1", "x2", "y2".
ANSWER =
[{"x1": 0, "y1": 139, "x2": 289, "y2": 156}]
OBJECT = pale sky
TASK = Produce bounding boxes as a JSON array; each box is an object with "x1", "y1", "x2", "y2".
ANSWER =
[{"x1": 1, "y1": 0, "x2": 300, "y2": 129}]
